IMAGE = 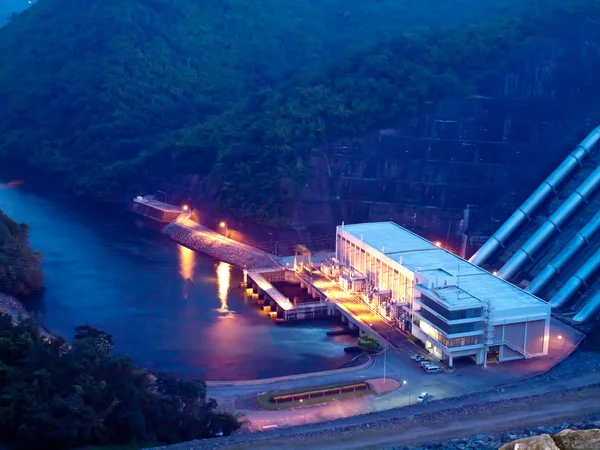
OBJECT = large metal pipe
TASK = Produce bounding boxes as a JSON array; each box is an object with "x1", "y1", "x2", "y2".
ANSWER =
[
  {"x1": 498, "y1": 165, "x2": 600, "y2": 280},
  {"x1": 526, "y1": 209, "x2": 600, "y2": 295},
  {"x1": 573, "y1": 287, "x2": 600, "y2": 323},
  {"x1": 469, "y1": 126, "x2": 600, "y2": 266},
  {"x1": 550, "y1": 246, "x2": 600, "y2": 308}
]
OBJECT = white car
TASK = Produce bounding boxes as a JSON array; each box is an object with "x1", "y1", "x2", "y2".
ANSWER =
[
  {"x1": 410, "y1": 355, "x2": 424, "y2": 362},
  {"x1": 417, "y1": 392, "x2": 428, "y2": 403},
  {"x1": 420, "y1": 360, "x2": 435, "y2": 367}
]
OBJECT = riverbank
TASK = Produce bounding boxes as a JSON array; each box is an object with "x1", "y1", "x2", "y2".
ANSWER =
[
  {"x1": 163, "y1": 219, "x2": 279, "y2": 270},
  {"x1": 0, "y1": 293, "x2": 53, "y2": 339}
]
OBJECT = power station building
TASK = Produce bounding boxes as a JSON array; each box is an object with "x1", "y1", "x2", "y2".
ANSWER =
[{"x1": 335, "y1": 222, "x2": 551, "y2": 366}]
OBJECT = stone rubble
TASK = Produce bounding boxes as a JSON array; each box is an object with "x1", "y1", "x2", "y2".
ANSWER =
[
  {"x1": 0, "y1": 293, "x2": 53, "y2": 339},
  {"x1": 394, "y1": 422, "x2": 600, "y2": 450},
  {"x1": 163, "y1": 223, "x2": 279, "y2": 270}
]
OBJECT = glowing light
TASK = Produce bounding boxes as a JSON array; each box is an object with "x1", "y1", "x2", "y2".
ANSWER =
[
  {"x1": 403, "y1": 380, "x2": 407, "y2": 385},
  {"x1": 220, "y1": 222, "x2": 226, "y2": 228},
  {"x1": 216, "y1": 261, "x2": 232, "y2": 315},
  {"x1": 492, "y1": 271, "x2": 497, "y2": 276},
  {"x1": 434, "y1": 241, "x2": 442, "y2": 247},
  {"x1": 178, "y1": 245, "x2": 196, "y2": 281},
  {"x1": 182, "y1": 205, "x2": 189, "y2": 211},
  {"x1": 558, "y1": 335, "x2": 563, "y2": 340}
]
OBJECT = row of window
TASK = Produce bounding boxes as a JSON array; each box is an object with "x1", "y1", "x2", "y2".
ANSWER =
[
  {"x1": 417, "y1": 308, "x2": 482, "y2": 334},
  {"x1": 414, "y1": 317, "x2": 481, "y2": 348},
  {"x1": 419, "y1": 293, "x2": 482, "y2": 320}
]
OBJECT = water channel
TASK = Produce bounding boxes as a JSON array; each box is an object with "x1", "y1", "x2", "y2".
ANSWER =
[{"x1": 0, "y1": 178, "x2": 355, "y2": 380}]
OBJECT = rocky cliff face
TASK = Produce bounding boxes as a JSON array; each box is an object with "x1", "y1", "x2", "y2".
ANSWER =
[
  {"x1": 287, "y1": 21, "x2": 600, "y2": 254},
  {"x1": 501, "y1": 429, "x2": 600, "y2": 450}
]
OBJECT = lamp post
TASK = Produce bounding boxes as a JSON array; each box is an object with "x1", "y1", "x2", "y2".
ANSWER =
[
  {"x1": 403, "y1": 380, "x2": 410, "y2": 405},
  {"x1": 383, "y1": 336, "x2": 388, "y2": 384},
  {"x1": 220, "y1": 221, "x2": 228, "y2": 238}
]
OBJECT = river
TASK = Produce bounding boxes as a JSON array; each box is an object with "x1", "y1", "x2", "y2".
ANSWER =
[{"x1": 0, "y1": 179, "x2": 355, "y2": 380}]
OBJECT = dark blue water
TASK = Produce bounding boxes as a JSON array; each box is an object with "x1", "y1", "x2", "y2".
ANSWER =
[{"x1": 0, "y1": 180, "x2": 355, "y2": 380}]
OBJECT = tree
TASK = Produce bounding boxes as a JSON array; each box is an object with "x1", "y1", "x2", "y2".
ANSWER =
[
  {"x1": 0, "y1": 209, "x2": 44, "y2": 297},
  {"x1": 0, "y1": 318, "x2": 241, "y2": 449},
  {"x1": 358, "y1": 333, "x2": 381, "y2": 354}
]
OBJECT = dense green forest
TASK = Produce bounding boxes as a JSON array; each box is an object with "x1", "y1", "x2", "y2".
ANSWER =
[
  {"x1": 0, "y1": 209, "x2": 43, "y2": 297},
  {"x1": 0, "y1": 0, "x2": 545, "y2": 201},
  {"x1": 0, "y1": 320, "x2": 240, "y2": 449},
  {"x1": 180, "y1": 0, "x2": 600, "y2": 222}
]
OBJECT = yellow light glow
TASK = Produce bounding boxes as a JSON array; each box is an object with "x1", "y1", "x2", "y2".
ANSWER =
[
  {"x1": 492, "y1": 271, "x2": 497, "y2": 276},
  {"x1": 216, "y1": 261, "x2": 231, "y2": 315},
  {"x1": 178, "y1": 245, "x2": 195, "y2": 281},
  {"x1": 220, "y1": 221, "x2": 226, "y2": 228},
  {"x1": 434, "y1": 241, "x2": 442, "y2": 247},
  {"x1": 558, "y1": 335, "x2": 563, "y2": 340},
  {"x1": 182, "y1": 205, "x2": 189, "y2": 211}
]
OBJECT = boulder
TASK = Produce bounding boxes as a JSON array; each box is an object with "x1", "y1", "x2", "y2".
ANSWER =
[
  {"x1": 552, "y1": 429, "x2": 600, "y2": 449},
  {"x1": 499, "y1": 434, "x2": 560, "y2": 450}
]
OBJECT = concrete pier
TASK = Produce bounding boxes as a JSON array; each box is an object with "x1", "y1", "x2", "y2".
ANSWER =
[{"x1": 245, "y1": 268, "x2": 336, "y2": 321}]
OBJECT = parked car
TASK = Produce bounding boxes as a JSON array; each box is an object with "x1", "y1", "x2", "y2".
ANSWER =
[
  {"x1": 410, "y1": 355, "x2": 424, "y2": 362},
  {"x1": 424, "y1": 366, "x2": 443, "y2": 374},
  {"x1": 420, "y1": 360, "x2": 435, "y2": 367},
  {"x1": 417, "y1": 392, "x2": 429, "y2": 403}
]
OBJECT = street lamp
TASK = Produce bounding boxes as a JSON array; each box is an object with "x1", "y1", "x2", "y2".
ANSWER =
[
  {"x1": 182, "y1": 205, "x2": 189, "y2": 212},
  {"x1": 403, "y1": 380, "x2": 410, "y2": 405},
  {"x1": 383, "y1": 336, "x2": 388, "y2": 384},
  {"x1": 220, "y1": 221, "x2": 228, "y2": 237}
]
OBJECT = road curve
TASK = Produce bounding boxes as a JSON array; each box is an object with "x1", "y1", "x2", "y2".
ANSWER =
[{"x1": 154, "y1": 383, "x2": 600, "y2": 450}]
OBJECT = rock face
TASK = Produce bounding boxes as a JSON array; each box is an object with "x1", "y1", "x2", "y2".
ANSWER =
[
  {"x1": 289, "y1": 20, "x2": 600, "y2": 252},
  {"x1": 499, "y1": 434, "x2": 560, "y2": 450},
  {"x1": 501, "y1": 429, "x2": 600, "y2": 450},
  {"x1": 552, "y1": 429, "x2": 600, "y2": 450}
]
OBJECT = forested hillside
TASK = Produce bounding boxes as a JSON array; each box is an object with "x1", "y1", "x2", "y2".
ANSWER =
[
  {"x1": 0, "y1": 322, "x2": 239, "y2": 449},
  {"x1": 0, "y1": 0, "x2": 541, "y2": 202},
  {"x1": 180, "y1": 1, "x2": 600, "y2": 222},
  {"x1": 0, "y1": 209, "x2": 43, "y2": 297}
]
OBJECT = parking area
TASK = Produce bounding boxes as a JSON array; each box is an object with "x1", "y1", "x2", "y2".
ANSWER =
[{"x1": 380, "y1": 317, "x2": 585, "y2": 405}]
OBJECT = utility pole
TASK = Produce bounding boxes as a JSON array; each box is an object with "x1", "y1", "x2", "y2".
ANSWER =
[{"x1": 383, "y1": 337, "x2": 388, "y2": 383}]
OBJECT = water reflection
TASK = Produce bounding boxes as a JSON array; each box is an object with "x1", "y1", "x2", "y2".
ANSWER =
[
  {"x1": 215, "y1": 262, "x2": 233, "y2": 317},
  {"x1": 178, "y1": 245, "x2": 196, "y2": 281}
]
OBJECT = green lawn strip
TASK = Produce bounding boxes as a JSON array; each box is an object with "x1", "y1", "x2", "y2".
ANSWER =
[{"x1": 257, "y1": 381, "x2": 375, "y2": 410}]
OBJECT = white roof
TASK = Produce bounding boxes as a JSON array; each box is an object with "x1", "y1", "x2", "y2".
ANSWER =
[{"x1": 339, "y1": 222, "x2": 549, "y2": 314}]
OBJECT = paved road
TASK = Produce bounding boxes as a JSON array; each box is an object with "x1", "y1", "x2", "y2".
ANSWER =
[
  {"x1": 209, "y1": 335, "x2": 574, "y2": 432},
  {"x1": 158, "y1": 369, "x2": 600, "y2": 450},
  {"x1": 309, "y1": 274, "x2": 409, "y2": 348}
]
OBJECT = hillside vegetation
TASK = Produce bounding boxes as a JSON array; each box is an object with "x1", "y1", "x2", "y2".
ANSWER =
[
  {"x1": 0, "y1": 209, "x2": 43, "y2": 297},
  {"x1": 180, "y1": 1, "x2": 600, "y2": 222},
  {"x1": 0, "y1": 0, "x2": 541, "y2": 203},
  {"x1": 0, "y1": 321, "x2": 239, "y2": 449}
]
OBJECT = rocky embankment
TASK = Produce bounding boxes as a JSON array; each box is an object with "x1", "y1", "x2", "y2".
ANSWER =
[
  {"x1": 396, "y1": 422, "x2": 600, "y2": 450},
  {"x1": 163, "y1": 221, "x2": 279, "y2": 270},
  {"x1": 502, "y1": 429, "x2": 600, "y2": 450},
  {"x1": 0, "y1": 293, "x2": 52, "y2": 339}
]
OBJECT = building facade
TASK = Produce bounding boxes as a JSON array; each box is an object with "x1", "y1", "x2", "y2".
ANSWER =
[{"x1": 335, "y1": 222, "x2": 551, "y2": 366}]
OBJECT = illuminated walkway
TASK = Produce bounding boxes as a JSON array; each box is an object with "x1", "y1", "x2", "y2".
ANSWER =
[{"x1": 309, "y1": 274, "x2": 408, "y2": 348}]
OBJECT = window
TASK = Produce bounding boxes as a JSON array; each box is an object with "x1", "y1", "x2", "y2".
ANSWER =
[
  {"x1": 419, "y1": 294, "x2": 482, "y2": 321},
  {"x1": 418, "y1": 309, "x2": 482, "y2": 334}
]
